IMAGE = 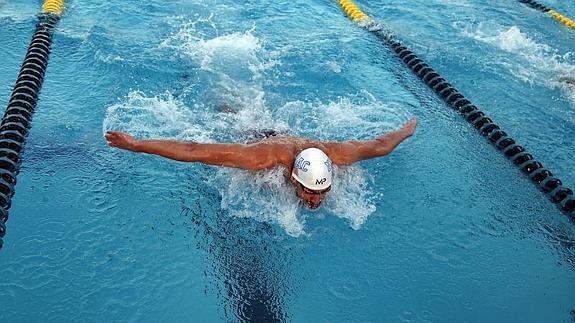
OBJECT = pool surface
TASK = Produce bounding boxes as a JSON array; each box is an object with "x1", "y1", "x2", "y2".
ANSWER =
[{"x1": 0, "y1": 0, "x2": 574, "y2": 322}]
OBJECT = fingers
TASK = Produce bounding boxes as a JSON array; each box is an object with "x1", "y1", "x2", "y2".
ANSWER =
[
  {"x1": 105, "y1": 131, "x2": 122, "y2": 139},
  {"x1": 105, "y1": 131, "x2": 124, "y2": 147},
  {"x1": 401, "y1": 118, "x2": 417, "y2": 137},
  {"x1": 401, "y1": 118, "x2": 417, "y2": 129},
  {"x1": 105, "y1": 131, "x2": 137, "y2": 151},
  {"x1": 105, "y1": 131, "x2": 130, "y2": 140},
  {"x1": 105, "y1": 132, "x2": 117, "y2": 143}
]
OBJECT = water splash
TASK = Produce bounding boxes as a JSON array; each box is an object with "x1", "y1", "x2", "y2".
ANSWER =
[
  {"x1": 160, "y1": 17, "x2": 285, "y2": 132},
  {"x1": 324, "y1": 166, "x2": 376, "y2": 230},
  {"x1": 216, "y1": 167, "x2": 304, "y2": 236},
  {"x1": 460, "y1": 23, "x2": 575, "y2": 105},
  {"x1": 102, "y1": 91, "x2": 213, "y2": 142},
  {"x1": 215, "y1": 165, "x2": 376, "y2": 237},
  {"x1": 275, "y1": 94, "x2": 412, "y2": 140},
  {"x1": 160, "y1": 17, "x2": 278, "y2": 81}
]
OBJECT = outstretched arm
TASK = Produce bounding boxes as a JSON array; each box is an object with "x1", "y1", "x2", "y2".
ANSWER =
[
  {"x1": 322, "y1": 118, "x2": 417, "y2": 166},
  {"x1": 105, "y1": 132, "x2": 280, "y2": 170}
]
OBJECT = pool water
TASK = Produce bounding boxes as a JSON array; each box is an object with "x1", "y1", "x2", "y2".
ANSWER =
[{"x1": 0, "y1": 0, "x2": 574, "y2": 322}]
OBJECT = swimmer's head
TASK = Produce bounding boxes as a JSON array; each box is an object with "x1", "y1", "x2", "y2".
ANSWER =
[{"x1": 290, "y1": 148, "x2": 333, "y2": 209}]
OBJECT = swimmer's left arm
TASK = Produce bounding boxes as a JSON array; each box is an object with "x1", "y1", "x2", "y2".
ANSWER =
[
  {"x1": 105, "y1": 131, "x2": 281, "y2": 170},
  {"x1": 324, "y1": 118, "x2": 417, "y2": 165}
]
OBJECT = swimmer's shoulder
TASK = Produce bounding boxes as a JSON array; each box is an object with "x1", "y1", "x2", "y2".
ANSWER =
[{"x1": 258, "y1": 136, "x2": 308, "y2": 167}]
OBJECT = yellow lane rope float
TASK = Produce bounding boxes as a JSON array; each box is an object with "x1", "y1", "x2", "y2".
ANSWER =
[
  {"x1": 547, "y1": 10, "x2": 575, "y2": 30},
  {"x1": 518, "y1": 0, "x2": 575, "y2": 30},
  {"x1": 338, "y1": 0, "x2": 370, "y2": 22},
  {"x1": 42, "y1": 0, "x2": 65, "y2": 16}
]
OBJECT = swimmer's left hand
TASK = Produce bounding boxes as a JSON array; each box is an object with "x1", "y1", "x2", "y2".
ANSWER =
[{"x1": 105, "y1": 131, "x2": 137, "y2": 151}]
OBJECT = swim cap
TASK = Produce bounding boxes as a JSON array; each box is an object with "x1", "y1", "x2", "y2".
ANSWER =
[{"x1": 291, "y1": 148, "x2": 333, "y2": 190}]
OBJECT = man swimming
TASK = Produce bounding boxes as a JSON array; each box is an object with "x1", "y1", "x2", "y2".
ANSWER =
[{"x1": 105, "y1": 118, "x2": 417, "y2": 209}]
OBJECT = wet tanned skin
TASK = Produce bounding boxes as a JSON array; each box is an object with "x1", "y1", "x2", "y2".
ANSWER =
[{"x1": 105, "y1": 118, "x2": 417, "y2": 208}]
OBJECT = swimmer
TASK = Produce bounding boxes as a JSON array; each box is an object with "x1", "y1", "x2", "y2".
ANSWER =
[{"x1": 105, "y1": 118, "x2": 417, "y2": 209}]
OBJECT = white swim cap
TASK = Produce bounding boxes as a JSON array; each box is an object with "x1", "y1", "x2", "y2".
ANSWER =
[{"x1": 291, "y1": 148, "x2": 333, "y2": 190}]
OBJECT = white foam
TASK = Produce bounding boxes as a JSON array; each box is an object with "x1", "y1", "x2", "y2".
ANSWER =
[
  {"x1": 213, "y1": 78, "x2": 289, "y2": 133},
  {"x1": 460, "y1": 23, "x2": 575, "y2": 105},
  {"x1": 324, "y1": 166, "x2": 376, "y2": 230},
  {"x1": 102, "y1": 91, "x2": 212, "y2": 142},
  {"x1": 160, "y1": 19, "x2": 277, "y2": 80},
  {"x1": 275, "y1": 94, "x2": 412, "y2": 140},
  {"x1": 325, "y1": 60, "x2": 342, "y2": 74},
  {"x1": 216, "y1": 165, "x2": 376, "y2": 237},
  {"x1": 217, "y1": 167, "x2": 304, "y2": 236}
]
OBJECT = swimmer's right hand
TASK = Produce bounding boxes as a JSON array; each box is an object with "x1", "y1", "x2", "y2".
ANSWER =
[
  {"x1": 105, "y1": 131, "x2": 138, "y2": 151},
  {"x1": 401, "y1": 118, "x2": 417, "y2": 137}
]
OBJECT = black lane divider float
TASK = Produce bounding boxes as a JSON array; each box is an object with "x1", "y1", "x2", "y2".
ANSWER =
[
  {"x1": 0, "y1": 1, "x2": 65, "y2": 249},
  {"x1": 338, "y1": 0, "x2": 575, "y2": 219},
  {"x1": 518, "y1": 0, "x2": 575, "y2": 30}
]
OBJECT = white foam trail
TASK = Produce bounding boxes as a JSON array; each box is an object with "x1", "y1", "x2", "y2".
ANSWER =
[
  {"x1": 160, "y1": 18, "x2": 284, "y2": 130},
  {"x1": 460, "y1": 23, "x2": 575, "y2": 104},
  {"x1": 214, "y1": 77, "x2": 289, "y2": 133}
]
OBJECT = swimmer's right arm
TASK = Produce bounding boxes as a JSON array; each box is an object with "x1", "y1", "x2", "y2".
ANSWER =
[{"x1": 105, "y1": 131, "x2": 280, "y2": 170}]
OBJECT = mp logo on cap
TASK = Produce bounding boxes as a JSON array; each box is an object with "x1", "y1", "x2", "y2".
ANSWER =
[{"x1": 316, "y1": 178, "x2": 327, "y2": 185}]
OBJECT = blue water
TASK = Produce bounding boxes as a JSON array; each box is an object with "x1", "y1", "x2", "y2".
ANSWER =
[{"x1": 1, "y1": 0, "x2": 574, "y2": 322}]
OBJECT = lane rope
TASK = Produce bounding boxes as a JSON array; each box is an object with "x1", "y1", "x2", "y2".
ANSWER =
[
  {"x1": 0, "y1": 0, "x2": 65, "y2": 249},
  {"x1": 42, "y1": 0, "x2": 65, "y2": 15},
  {"x1": 337, "y1": 0, "x2": 575, "y2": 219},
  {"x1": 518, "y1": 0, "x2": 575, "y2": 30}
]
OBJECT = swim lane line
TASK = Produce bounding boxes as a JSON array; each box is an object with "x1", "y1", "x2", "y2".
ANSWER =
[
  {"x1": 518, "y1": 0, "x2": 575, "y2": 30},
  {"x1": 337, "y1": 0, "x2": 575, "y2": 219},
  {"x1": 0, "y1": 0, "x2": 65, "y2": 249}
]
